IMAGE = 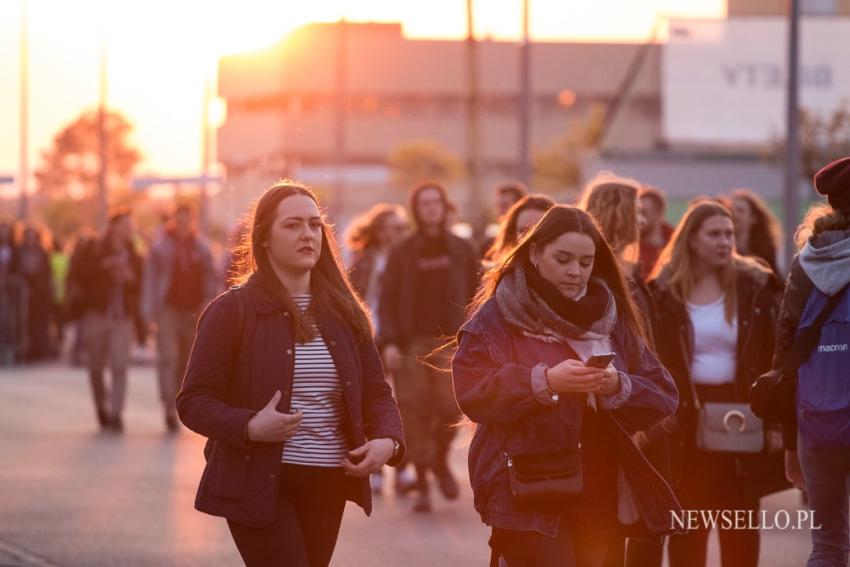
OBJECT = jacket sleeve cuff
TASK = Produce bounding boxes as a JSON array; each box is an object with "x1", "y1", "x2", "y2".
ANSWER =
[
  {"x1": 600, "y1": 371, "x2": 632, "y2": 410},
  {"x1": 531, "y1": 363, "x2": 558, "y2": 406}
]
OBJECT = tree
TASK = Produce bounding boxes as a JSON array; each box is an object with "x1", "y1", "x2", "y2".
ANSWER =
[
  {"x1": 532, "y1": 102, "x2": 605, "y2": 192},
  {"x1": 35, "y1": 109, "x2": 142, "y2": 200},
  {"x1": 765, "y1": 104, "x2": 850, "y2": 181},
  {"x1": 799, "y1": 105, "x2": 850, "y2": 180},
  {"x1": 387, "y1": 139, "x2": 465, "y2": 190}
]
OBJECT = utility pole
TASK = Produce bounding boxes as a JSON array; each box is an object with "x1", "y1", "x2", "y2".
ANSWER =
[
  {"x1": 18, "y1": 0, "x2": 29, "y2": 220},
  {"x1": 518, "y1": 0, "x2": 531, "y2": 186},
  {"x1": 200, "y1": 69, "x2": 212, "y2": 232},
  {"x1": 783, "y1": 0, "x2": 801, "y2": 272},
  {"x1": 333, "y1": 18, "x2": 348, "y2": 223},
  {"x1": 466, "y1": 0, "x2": 485, "y2": 233},
  {"x1": 97, "y1": 29, "x2": 109, "y2": 229}
]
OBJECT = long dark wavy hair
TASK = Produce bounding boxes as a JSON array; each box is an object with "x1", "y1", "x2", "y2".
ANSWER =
[
  {"x1": 469, "y1": 205, "x2": 647, "y2": 341},
  {"x1": 230, "y1": 180, "x2": 372, "y2": 343}
]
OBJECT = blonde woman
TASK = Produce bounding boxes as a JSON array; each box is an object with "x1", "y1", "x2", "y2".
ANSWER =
[{"x1": 648, "y1": 200, "x2": 785, "y2": 567}]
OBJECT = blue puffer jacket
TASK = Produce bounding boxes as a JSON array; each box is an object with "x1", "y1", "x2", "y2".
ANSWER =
[{"x1": 452, "y1": 297, "x2": 682, "y2": 538}]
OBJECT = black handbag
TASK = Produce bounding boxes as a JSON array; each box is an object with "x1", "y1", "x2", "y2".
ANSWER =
[
  {"x1": 749, "y1": 283, "x2": 848, "y2": 422},
  {"x1": 507, "y1": 447, "x2": 583, "y2": 508}
]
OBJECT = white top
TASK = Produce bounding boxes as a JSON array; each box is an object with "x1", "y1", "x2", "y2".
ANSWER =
[
  {"x1": 281, "y1": 295, "x2": 349, "y2": 467},
  {"x1": 687, "y1": 295, "x2": 738, "y2": 385}
]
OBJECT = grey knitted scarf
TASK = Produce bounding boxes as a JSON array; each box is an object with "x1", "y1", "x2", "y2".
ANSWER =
[{"x1": 495, "y1": 265, "x2": 617, "y2": 344}]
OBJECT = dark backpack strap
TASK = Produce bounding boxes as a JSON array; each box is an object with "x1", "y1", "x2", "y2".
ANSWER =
[{"x1": 784, "y1": 282, "x2": 850, "y2": 377}]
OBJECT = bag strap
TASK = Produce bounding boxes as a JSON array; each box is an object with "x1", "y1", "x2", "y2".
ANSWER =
[{"x1": 782, "y1": 282, "x2": 850, "y2": 378}]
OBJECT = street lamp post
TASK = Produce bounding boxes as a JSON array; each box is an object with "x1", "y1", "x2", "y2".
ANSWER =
[
  {"x1": 518, "y1": 0, "x2": 531, "y2": 186},
  {"x1": 784, "y1": 0, "x2": 801, "y2": 271},
  {"x1": 466, "y1": 0, "x2": 485, "y2": 234},
  {"x1": 97, "y1": 29, "x2": 109, "y2": 229},
  {"x1": 18, "y1": 0, "x2": 29, "y2": 221}
]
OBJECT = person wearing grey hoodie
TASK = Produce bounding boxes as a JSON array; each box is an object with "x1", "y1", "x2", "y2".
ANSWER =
[{"x1": 773, "y1": 156, "x2": 850, "y2": 567}]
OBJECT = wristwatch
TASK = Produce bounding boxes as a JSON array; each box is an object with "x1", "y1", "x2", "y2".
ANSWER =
[{"x1": 390, "y1": 438, "x2": 402, "y2": 461}]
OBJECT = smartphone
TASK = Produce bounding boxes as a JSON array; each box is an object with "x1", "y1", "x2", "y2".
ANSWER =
[{"x1": 585, "y1": 352, "x2": 615, "y2": 369}]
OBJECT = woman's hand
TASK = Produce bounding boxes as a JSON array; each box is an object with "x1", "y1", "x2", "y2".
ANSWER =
[
  {"x1": 546, "y1": 359, "x2": 604, "y2": 393},
  {"x1": 785, "y1": 450, "x2": 806, "y2": 491},
  {"x1": 246, "y1": 391, "x2": 303, "y2": 443},
  {"x1": 341, "y1": 438, "x2": 395, "y2": 477},
  {"x1": 594, "y1": 365, "x2": 621, "y2": 396}
]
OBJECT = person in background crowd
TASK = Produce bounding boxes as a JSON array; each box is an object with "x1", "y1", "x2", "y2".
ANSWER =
[
  {"x1": 0, "y1": 221, "x2": 23, "y2": 364},
  {"x1": 379, "y1": 180, "x2": 480, "y2": 513},
  {"x1": 75, "y1": 208, "x2": 143, "y2": 432},
  {"x1": 728, "y1": 188, "x2": 782, "y2": 276},
  {"x1": 346, "y1": 203, "x2": 408, "y2": 321},
  {"x1": 65, "y1": 228, "x2": 98, "y2": 366},
  {"x1": 453, "y1": 205, "x2": 680, "y2": 567},
  {"x1": 0, "y1": 222, "x2": 20, "y2": 276},
  {"x1": 649, "y1": 200, "x2": 787, "y2": 567},
  {"x1": 49, "y1": 236, "x2": 70, "y2": 356},
  {"x1": 496, "y1": 181, "x2": 530, "y2": 217},
  {"x1": 773, "y1": 157, "x2": 850, "y2": 567},
  {"x1": 177, "y1": 181, "x2": 404, "y2": 567},
  {"x1": 18, "y1": 225, "x2": 53, "y2": 361},
  {"x1": 579, "y1": 174, "x2": 672, "y2": 567},
  {"x1": 638, "y1": 186, "x2": 674, "y2": 281},
  {"x1": 484, "y1": 193, "x2": 555, "y2": 265},
  {"x1": 345, "y1": 203, "x2": 413, "y2": 495},
  {"x1": 142, "y1": 204, "x2": 218, "y2": 432}
]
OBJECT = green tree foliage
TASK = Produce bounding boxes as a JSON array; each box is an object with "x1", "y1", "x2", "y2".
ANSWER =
[{"x1": 387, "y1": 139, "x2": 465, "y2": 190}]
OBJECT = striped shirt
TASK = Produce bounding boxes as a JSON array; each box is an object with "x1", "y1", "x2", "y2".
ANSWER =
[{"x1": 281, "y1": 295, "x2": 349, "y2": 467}]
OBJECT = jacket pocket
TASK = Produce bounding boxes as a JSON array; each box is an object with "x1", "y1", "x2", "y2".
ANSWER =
[{"x1": 206, "y1": 443, "x2": 251, "y2": 500}]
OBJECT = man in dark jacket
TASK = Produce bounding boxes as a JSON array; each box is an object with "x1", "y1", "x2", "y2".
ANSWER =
[
  {"x1": 142, "y1": 205, "x2": 218, "y2": 432},
  {"x1": 378, "y1": 181, "x2": 479, "y2": 512},
  {"x1": 774, "y1": 157, "x2": 850, "y2": 567},
  {"x1": 75, "y1": 208, "x2": 143, "y2": 432}
]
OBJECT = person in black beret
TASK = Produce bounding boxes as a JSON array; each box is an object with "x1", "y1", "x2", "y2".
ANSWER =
[{"x1": 773, "y1": 156, "x2": 850, "y2": 566}]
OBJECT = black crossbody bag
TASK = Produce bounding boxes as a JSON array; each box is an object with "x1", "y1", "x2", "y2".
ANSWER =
[
  {"x1": 507, "y1": 446, "x2": 583, "y2": 507},
  {"x1": 749, "y1": 283, "x2": 848, "y2": 422}
]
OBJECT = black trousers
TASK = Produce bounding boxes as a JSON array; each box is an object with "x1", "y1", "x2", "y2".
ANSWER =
[
  {"x1": 668, "y1": 383, "x2": 761, "y2": 567},
  {"x1": 227, "y1": 464, "x2": 348, "y2": 567},
  {"x1": 491, "y1": 509, "x2": 616, "y2": 567}
]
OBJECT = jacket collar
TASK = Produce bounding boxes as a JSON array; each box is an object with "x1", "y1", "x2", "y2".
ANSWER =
[{"x1": 244, "y1": 273, "x2": 293, "y2": 315}]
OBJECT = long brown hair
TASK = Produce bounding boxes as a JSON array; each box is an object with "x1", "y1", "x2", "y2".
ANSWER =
[
  {"x1": 344, "y1": 203, "x2": 407, "y2": 254},
  {"x1": 469, "y1": 205, "x2": 647, "y2": 341},
  {"x1": 485, "y1": 194, "x2": 555, "y2": 262},
  {"x1": 649, "y1": 200, "x2": 742, "y2": 323},
  {"x1": 794, "y1": 201, "x2": 850, "y2": 250},
  {"x1": 729, "y1": 188, "x2": 782, "y2": 253},
  {"x1": 578, "y1": 173, "x2": 641, "y2": 260},
  {"x1": 231, "y1": 180, "x2": 373, "y2": 343}
]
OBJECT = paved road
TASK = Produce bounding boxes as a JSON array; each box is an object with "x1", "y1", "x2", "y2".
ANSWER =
[{"x1": 0, "y1": 363, "x2": 813, "y2": 566}]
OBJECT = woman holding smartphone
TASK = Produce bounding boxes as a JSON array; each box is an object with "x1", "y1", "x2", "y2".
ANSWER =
[
  {"x1": 452, "y1": 205, "x2": 680, "y2": 567},
  {"x1": 177, "y1": 181, "x2": 405, "y2": 567}
]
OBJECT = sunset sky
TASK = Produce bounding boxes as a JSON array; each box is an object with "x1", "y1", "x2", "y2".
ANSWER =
[{"x1": 0, "y1": 0, "x2": 724, "y2": 190}]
